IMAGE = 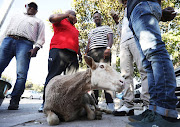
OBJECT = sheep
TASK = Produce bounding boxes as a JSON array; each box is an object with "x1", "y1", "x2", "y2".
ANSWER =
[{"x1": 44, "y1": 55, "x2": 125, "y2": 125}]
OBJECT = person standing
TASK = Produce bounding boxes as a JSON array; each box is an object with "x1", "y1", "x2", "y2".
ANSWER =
[
  {"x1": 85, "y1": 11, "x2": 114, "y2": 111},
  {"x1": 126, "y1": 0, "x2": 180, "y2": 126},
  {"x1": 38, "y1": 10, "x2": 82, "y2": 112},
  {"x1": 111, "y1": 0, "x2": 149, "y2": 116},
  {"x1": 0, "y1": 2, "x2": 45, "y2": 110}
]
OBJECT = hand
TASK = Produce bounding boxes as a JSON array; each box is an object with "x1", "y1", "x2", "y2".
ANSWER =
[
  {"x1": 68, "y1": 14, "x2": 77, "y2": 24},
  {"x1": 104, "y1": 49, "x2": 111, "y2": 59},
  {"x1": 161, "y1": 7, "x2": 176, "y2": 22},
  {"x1": 111, "y1": 14, "x2": 119, "y2": 25},
  {"x1": 28, "y1": 47, "x2": 40, "y2": 57}
]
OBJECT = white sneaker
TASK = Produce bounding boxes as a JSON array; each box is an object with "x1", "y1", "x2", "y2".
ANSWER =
[
  {"x1": 107, "y1": 103, "x2": 114, "y2": 111},
  {"x1": 113, "y1": 105, "x2": 134, "y2": 116},
  {"x1": 116, "y1": 105, "x2": 134, "y2": 113}
]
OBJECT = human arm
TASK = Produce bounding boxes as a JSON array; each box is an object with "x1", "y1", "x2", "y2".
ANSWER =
[
  {"x1": 49, "y1": 13, "x2": 69, "y2": 24},
  {"x1": 49, "y1": 13, "x2": 76, "y2": 24},
  {"x1": 0, "y1": 32, "x2": 7, "y2": 45},
  {"x1": 85, "y1": 39, "x2": 90, "y2": 55},
  {"x1": 29, "y1": 20, "x2": 45, "y2": 57},
  {"x1": 104, "y1": 33, "x2": 113, "y2": 59},
  {"x1": 111, "y1": 13, "x2": 119, "y2": 25},
  {"x1": 28, "y1": 47, "x2": 40, "y2": 57},
  {"x1": 0, "y1": 17, "x2": 13, "y2": 44},
  {"x1": 161, "y1": 7, "x2": 177, "y2": 22},
  {"x1": 0, "y1": 27, "x2": 9, "y2": 44},
  {"x1": 110, "y1": 11, "x2": 122, "y2": 38}
]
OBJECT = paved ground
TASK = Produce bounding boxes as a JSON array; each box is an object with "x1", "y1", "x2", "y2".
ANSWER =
[{"x1": 0, "y1": 98, "x2": 130, "y2": 127}]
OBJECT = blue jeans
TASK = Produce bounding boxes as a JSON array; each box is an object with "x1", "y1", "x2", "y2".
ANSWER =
[
  {"x1": 129, "y1": 1, "x2": 178, "y2": 118},
  {"x1": 0, "y1": 37, "x2": 33, "y2": 98}
]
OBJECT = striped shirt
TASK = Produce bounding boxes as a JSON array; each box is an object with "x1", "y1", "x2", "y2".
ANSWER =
[
  {"x1": 88, "y1": 25, "x2": 113, "y2": 50},
  {"x1": 1, "y1": 13, "x2": 45, "y2": 48}
]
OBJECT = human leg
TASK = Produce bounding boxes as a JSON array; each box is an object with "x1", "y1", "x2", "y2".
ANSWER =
[
  {"x1": 9, "y1": 39, "x2": 33, "y2": 110},
  {"x1": 64, "y1": 49, "x2": 79, "y2": 75},
  {"x1": 104, "y1": 90, "x2": 114, "y2": 111},
  {"x1": 87, "y1": 48, "x2": 113, "y2": 106},
  {"x1": 119, "y1": 41, "x2": 134, "y2": 108},
  {"x1": 39, "y1": 49, "x2": 66, "y2": 112},
  {"x1": 113, "y1": 41, "x2": 134, "y2": 116},
  {"x1": 39, "y1": 49, "x2": 78, "y2": 112},
  {"x1": 0, "y1": 37, "x2": 14, "y2": 77},
  {"x1": 130, "y1": 37, "x2": 149, "y2": 107},
  {"x1": 127, "y1": 2, "x2": 178, "y2": 126}
]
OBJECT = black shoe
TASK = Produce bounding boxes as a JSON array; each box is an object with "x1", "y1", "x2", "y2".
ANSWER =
[
  {"x1": 128, "y1": 109, "x2": 151, "y2": 122},
  {"x1": 8, "y1": 97, "x2": 20, "y2": 110},
  {"x1": 127, "y1": 111, "x2": 180, "y2": 127}
]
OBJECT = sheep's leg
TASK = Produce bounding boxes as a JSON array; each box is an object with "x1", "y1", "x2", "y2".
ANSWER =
[
  {"x1": 46, "y1": 110, "x2": 60, "y2": 126},
  {"x1": 82, "y1": 93, "x2": 102, "y2": 120},
  {"x1": 84, "y1": 103, "x2": 96, "y2": 120},
  {"x1": 88, "y1": 93, "x2": 102, "y2": 120},
  {"x1": 89, "y1": 92, "x2": 112, "y2": 115}
]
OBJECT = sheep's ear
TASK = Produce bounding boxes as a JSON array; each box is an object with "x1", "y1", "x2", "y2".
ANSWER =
[{"x1": 84, "y1": 55, "x2": 96, "y2": 70}]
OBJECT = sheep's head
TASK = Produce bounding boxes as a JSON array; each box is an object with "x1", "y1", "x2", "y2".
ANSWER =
[{"x1": 84, "y1": 55, "x2": 124, "y2": 93}]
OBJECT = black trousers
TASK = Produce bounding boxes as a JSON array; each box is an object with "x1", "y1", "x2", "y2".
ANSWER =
[
  {"x1": 87, "y1": 47, "x2": 113, "y2": 104},
  {"x1": 43, "y1": 48, "x2": 79, "y2": 103}
]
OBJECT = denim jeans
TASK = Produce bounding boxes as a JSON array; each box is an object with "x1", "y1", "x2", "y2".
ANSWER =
[
  {"x1": 0, "y1": 37, "x2": 33, "y2": 98},
  {"x1": 129, "y1": 1, "x2": 178, "y2": 118}
]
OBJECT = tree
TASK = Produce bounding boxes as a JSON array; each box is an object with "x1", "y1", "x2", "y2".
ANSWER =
[
  {"x1": 72, "y1": 0, "x2": 180, "y2": 69},
  {"x1": 1, "y1": 75, "x2": 12, "y2": 84},
  {"x1": 48, "y1": 0, "x2": 179, "y2": 77},
  {"x1": 25, "y1": 81, "x2": 33, "y2": 89},
  {"x1": 72, "y1": 0, "x2": 125, "y2": 69},
  {"x1": 160, "y1": 0, "x2": 180, "y2": 68},
  {"x1": 25, "y1": 80, "x2": 44, "y2": 92},
  {"x1": 72, "y1": 0, "x2": 125, "y2": 52}
]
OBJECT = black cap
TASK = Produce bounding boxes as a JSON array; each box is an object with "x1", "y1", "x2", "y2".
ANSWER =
[{"x1": 28, "y1": 2, "x2": 38, "y2": 10}]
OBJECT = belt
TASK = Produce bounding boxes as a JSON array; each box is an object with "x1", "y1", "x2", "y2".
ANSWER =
[{"x1": 8, "y1": 35, "x2": 33, "y2": 42}]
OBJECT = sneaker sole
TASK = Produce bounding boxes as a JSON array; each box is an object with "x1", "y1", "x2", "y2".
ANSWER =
[
  {"x1": 38, "y1": 110, "x2": 43, "y2": 113},
  {"x1": 113, "y1": 109, "x2": 134, "y2": 116},
  {"x1": 8, "y1": 105, "x2": 19, "y2": 110},
  {"x1": 128, "y1": 116, "x2": 138, "y2": 122},
  {"x1": 8, "y1": 107, "x2": 19, "y2": 110}
]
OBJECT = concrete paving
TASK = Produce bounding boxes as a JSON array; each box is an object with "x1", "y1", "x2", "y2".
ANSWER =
[{"x1": 0, "y1": 98, "x2": 130, "y2": 127}]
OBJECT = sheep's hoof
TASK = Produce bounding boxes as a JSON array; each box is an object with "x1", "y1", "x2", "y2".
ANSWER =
[
  {"x1": 103, "y1": 109, "x2": 113, "y2": 114},
  {"x1": 87, "y1": 111, "x2": 95, "y2": 120},
  {"x1": 47, "y1": 111, "x2": 60, "y2": 125},
  {"x1": 100, "y1": 108, "x2": 113, "y2": 114},
  {"x1": 95, "y1": 110, "x2": 102, "y2": 120}
]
